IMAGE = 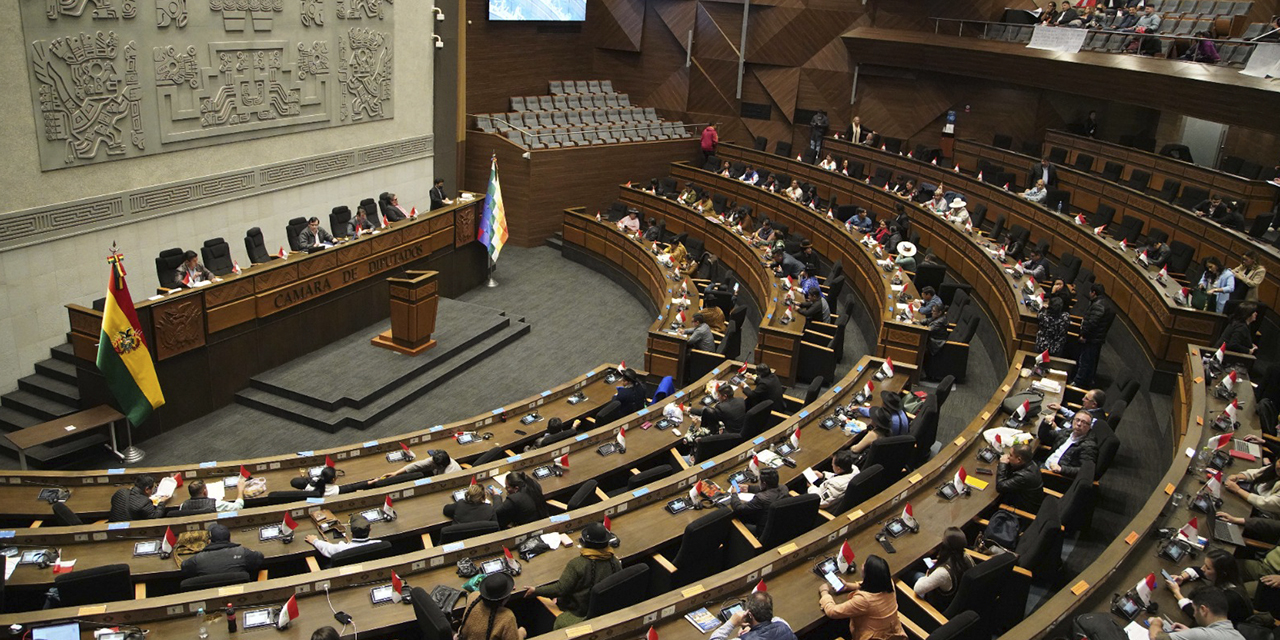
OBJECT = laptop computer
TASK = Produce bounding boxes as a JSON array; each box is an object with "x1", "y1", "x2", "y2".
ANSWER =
[
  {"x1": 1214, "y1": 520, "x2": 1245, "y2": 546},
  {"x1": 1232, "y1": 439, "x2": 1263, "y2": 458}
]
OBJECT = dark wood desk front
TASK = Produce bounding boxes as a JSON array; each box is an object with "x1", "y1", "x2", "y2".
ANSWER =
[{"x1": 64, "y1": 197, "x2": 489, "y2": 435}]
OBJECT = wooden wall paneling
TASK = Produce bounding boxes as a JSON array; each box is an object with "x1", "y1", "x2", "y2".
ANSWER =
[
  {"x1": 588, "y1": 0, "x2": 646, "y2": 52},
  {"x1": 464, "y1": 0, "x2": 592, "y2": 115}
]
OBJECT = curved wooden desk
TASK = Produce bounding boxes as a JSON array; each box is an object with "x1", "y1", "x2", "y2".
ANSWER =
[
  {"x1": 957, "y1": 137, "x2": 1280, "y2": 313},
  {"x1": 715, "y1": 144, "x2": 1038, "y2": 359},
  {"x1": 821, "y1": 137, "x2": 1220, "y2": 390}
]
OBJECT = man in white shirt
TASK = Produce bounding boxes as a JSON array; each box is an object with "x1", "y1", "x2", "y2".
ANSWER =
[
  {"x1": 305, "y1": 515, "x2": 381, "y2": 558},
  {"x1": 617, "y1": 209, "x2": 641, "y2": 234},
  {"x1": 178, "y1": 478, "x2": 246, "y2": 513},
  {"x1": 1022, "y1": 179, "x2": 1048, "y2": 203},
  {"x1": 1040, "y1": 410, "x2": 1099, "y2": 478},
  {"x1": 810, "y1": 450, "x2": 859, "y2": 509},
  {"x1": 377, "y1": 450, "x2": 462, "y2": 482}
]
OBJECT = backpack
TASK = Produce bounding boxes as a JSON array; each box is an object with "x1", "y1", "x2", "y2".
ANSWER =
[
  {"x1": 1071, "y1": 612, "x2": 1126, "y2": 640},
  {"x1": 977, "y1": 510, "x2": 1020, "y2": 553}
]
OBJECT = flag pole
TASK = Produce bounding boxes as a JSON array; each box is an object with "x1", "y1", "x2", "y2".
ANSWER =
[
  {"x1": 107, "y1": 244, "x2": 148, "y2": 464},
  {"x1": 485, "y1": 257, "x2": 498, "y2": 288}
]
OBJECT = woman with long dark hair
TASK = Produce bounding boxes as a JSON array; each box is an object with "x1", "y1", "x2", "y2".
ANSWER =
[
  {"x1": 818, "y1": 554, "x2": 907, "y2": 640},
  {"x1": 289, "y1": 465, "x2": 338, "y2": 496},
  {"x1": 1166, "y1": 548, "x2": 1250, "y2": 624},
  {"x1": 1223, "y1": 457, "x2": 1280, "y2": 517},
  {"x1": 911, "y1": 527, "x2": 974, "y2": 609},
  {"x1": 1216, "y1": 302, "x2": 1258, "y2": 355},
  {"x1": 495, "y1": 471, "x2": 550, "y2": 528}
]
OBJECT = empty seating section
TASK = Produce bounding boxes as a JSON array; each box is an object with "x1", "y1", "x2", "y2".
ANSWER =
[{"x1": 474, "y1": 80, "x2": 692, "y2": 149}]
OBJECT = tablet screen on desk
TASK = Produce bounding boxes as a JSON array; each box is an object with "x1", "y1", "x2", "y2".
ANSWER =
[
  {"x1": 457, "y1": 432, "x2": 479, "y2": 445},
  {"x1": 360, "y1": 508, "x2": 385, "y2": 523},
  {"x1": 134, "y1": 540, "x2": 160, "y2": 556},
  {"x1": 481, "y1": 558, "x2": 507, "y2": 575},
  {"x1": 533, "y1": 466, "x2": 554, "y2": 479},
  {"x1": 885, "y1": 520, "x2": 907, "y2": 537},
  {"x1": 243, "y1": 608, "x2": 274, "y2": 629},
  {"x1": 370, "y1": 584, "x2": 395, "y2": 604},
  {"x1": 19, "y1": 550, "x2": 45, "y2": 564},
  {"x1": 259, "y1": 524, "x2": 283, "y2": 541},
  {"x1": 31, "y1": 623, "x2": 78, "y2": 640}
]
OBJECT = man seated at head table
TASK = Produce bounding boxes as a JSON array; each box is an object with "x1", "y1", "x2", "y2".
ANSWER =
[
  {"x1": 349, "y1": 206, "x2": 376, "y2": 237},
  {"x1": 181, "y1": 523, "x2": 264, "y2": 578},
  {"x1": 179, "y1": 477, "x2": 246, "y2": 513},
  {"x1": 298, "y1": 216, "x2": 336, "y2": 249},
  {"x1": 304, "y1": 514, "x2": 381, "y2": 558},
  {"x1": 1037, "y1": 410, "x2": 1099, "y2": 478},
  {"x1": 174, "y1": 250, "x2": 214, "y2": 287},
  {"x1": 682, "y1": 313, "x2": 717, "y2": 352},
  {"x1": 379, "y1": 192, "x2": 407, "y2": 223}
]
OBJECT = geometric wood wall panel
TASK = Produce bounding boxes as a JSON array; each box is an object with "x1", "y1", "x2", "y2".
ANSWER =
[
  {"x1": 693, "y1": 2, "x2": 742, "y2": 63},
  {"x1": 753, "y1": 65, "x2": 800, "y2": 123},
  {"x1": 588, "y1": 0, "x2": 645, "y2": 52},
  {"x1": 21, "y1": 0, "x2": 396, "y2": 171}
]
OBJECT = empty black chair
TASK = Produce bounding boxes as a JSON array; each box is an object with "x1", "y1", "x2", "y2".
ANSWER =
[
  {"x1": 1044, "y1": 189, "x2": 1070, "y2": 213},
  {"x1": 1056, "y1": 252, "x2": 1082, "y2": 284},
  {"x1": 865, "y1": 435, "x2": 916, "y2": 481},
  {"x1": 992, "y1": 134, "x2": 1013, "y2": 150},
  {"x1": 755, "y1": 493, "x2": 820, "y2": 548},
  {"x1": 703, "y1": 155, "x2": 721, "y2": 172},
  {"x1": 620, "y1": 464, "x2": 673, "y2": 494},
  {"x1": 927, "y1": 611, "x2": 981, "y2": 640},
  {"x1": 883, "y1": 137, "x2": 904, "y2": 154},
  {"x1": 773, "y1": 141, "x2": 792, "y2": 157},
  {"x1": 54, "y1": 563, "x2": 133, "y2": 607},
  {"x1": 661, "y1": 509, "x2": 735, "y2": 588},
  {"x1": 584, "y1": 564, "x2": 650, "y2": 617},
  {"x1": 200, "y1": 237, "x2": 235, "y2": 275},
  {"x1": 1125, "y1": 169, "x2": 1151, "y2": 192},
  {"x1": 473, "y1": 446, "x2": 507, "y2": 466},
  {"x1": 1156, "y1": 179, "x2": 1182, "y2": 204},
  {"x1": 244, "y1": 227, "x2": 274, "y2": 264},
  {"x1": 1248, "y1": 214, "x2": 1274, "y2": 239},
  {"x1": 593, "y1": 400, "x2": 622, "y2": 426},
  {"x1": 179, "y1": 571, "x2": 251, "y2": 592},
  {"x1": 1090, "y1": 203, "x2": 1116, "y2": 230},
  {"x1": 754, "y1": 136, "x2": 768, "y2": 151},
  {"x1": 1059, "y1": 461, "x2": 1097, "y2": 535},
  {"x1": 155, "y1": 247, "x2": 185, "y2": 290},
  {"x1": 1176, "y1": 185, "x2": 1209, "y2": 210},
  {"x1": 330, "y1": 205, "x2": 352, "y2": 237},
  {"x1": 970, "y1": 204, "x2": 988, "y2": 230},
  {"x1": 1046, "y1": 147, "x2": 1068, "y2": 164},
  {"x1": 1072, "y1": 153, "x2": 1095, "y2": 172},
  {"x1": 559, "y1": 480, "x2": 599, "y2": 513},
  {"x1": 1092, "y1": 420, "x2": 1120, "y2": 480},
  {"x1": 740, "y1": 399, "x2": 774, "y2": 440},
  {"x1": 1167, "y1": 241, "x2": 1195, "y2": 277},
  {"x1": 1114, "y1": 215, "x2": 1144, "y2": 244},
  {"x1": 832, "y1": 464, "x2": 887, "y2": 515},
  {"x1": 411, "y1": 586, "x2": 454, "y2": 640},
  {"x1": 285, "y1": 216, "x2": 308, "y2": 251},
  {"x1": 1160, "y1": 143, "x2": 1193, "y2": 163},
  {"x1": 941, "y1": 553, "x2": 1017, "y2": 636},
  {"x1": 988, "y1": 214, "x2": 1006, "y2": 240},
  {"x1": 1221, "y1": 156, "x2": 1247, "y2": 175},
  {"x1": 439, "y1": 520, "x2": 500, "y2": 544},
  {"x1": 1100, "y1": 161, "x2": 1124, "y2": 182},
  {"x1": 1016, "y1": 500, "x2": 1064, "y2": 588},
  {"x1": 907, "y1": 402, "x2": 940, "y2": 468},
  {"x1": 51, "y1": 502, "x2": 83, "y2": 526},
  {"x1": 693, "y1": 433, "x2": 742, "y2": 462},
  {"x1": 327, "y1": 540, "x2": 393, "y2": 568},
  {"x1": 1106, "y1": 401, "x2": 1130, "y2": 431},
  {"x1": 786, "y1": 375, "x2": 823, "y2": 412},
  {"x1": 934, "y1": 376, "x2": 956, "y2": 409}
]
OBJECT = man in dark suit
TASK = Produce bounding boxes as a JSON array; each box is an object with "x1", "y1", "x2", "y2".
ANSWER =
[
  {"x1": 1072, "y1": 283, "x2": 1114, "y2": 387},
  {"x1": 693, "y1": 384, "x2": 747, "y2": 434},
  {"x1": 429, "y1": 178, "x2": 452, "y2": 210},
  {"x1": 743, "y1": 364, "x2": 784, "y2": 410},
  {"x1": 996, "y1": 444, "x2": 1044, "y2": 514},
  {"x1": 1038, "y1": 411, "x2": 1100, "y2": 479},
  {"x1": 109, "y1": 476, "x2": 166, "y2": 521},
  {"x1": 728, "y1": 467, "x2": 787, "y2": 527},
  {"x1": 1028, "y1": 157, "x2": 1059, "y2": 188},
  {"x1": 350, "y1": 207, "x2": 376, "y2": 236},
  {"x1": 1048, "y1": 388, "x2": 1107, "y2": 423},
  {"x1": 181, "y1": 523, "x2": 264, "y2": 578}
]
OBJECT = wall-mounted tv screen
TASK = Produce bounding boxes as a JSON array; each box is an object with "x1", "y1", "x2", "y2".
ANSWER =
[{"x1": 489, "y1": 0, "x2": 586, "y2": 21}]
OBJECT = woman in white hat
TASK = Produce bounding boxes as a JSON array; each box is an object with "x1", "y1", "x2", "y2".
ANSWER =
[
  {"x1": 947, "y1": 198, "x2": 969, "y2": 226},
  {"x1": 894, "y1": 242, "x2": 918, "y2": 273}
]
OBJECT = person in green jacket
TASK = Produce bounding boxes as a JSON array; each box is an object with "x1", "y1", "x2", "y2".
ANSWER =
[{"x1": 521, "y1": 522, "x2": 620, "y2": 629}]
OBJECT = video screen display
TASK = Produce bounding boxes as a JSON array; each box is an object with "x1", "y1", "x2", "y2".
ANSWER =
[{"x1": 489, "y1": 0, "x2": 586, "y2": 21}]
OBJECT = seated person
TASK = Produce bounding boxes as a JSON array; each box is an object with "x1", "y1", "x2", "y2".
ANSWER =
[
  {"x1": 1055, "y1": 0, "x2": 1080, "y2": 25},
  {"x1": 849, "y1": 207, "x2": 873, "y2": 234},
  {"x1": 1223, "y1": 457, "x2": 1280, "y2": 517},
  {"x1": 667, "y1": 238, "x2": 690, "y2": 268},
  {"x1": 810, "y1": 450, "x2": 860, "y2": 509},
  {"x1": 616, "y1": 208, "x2": 641, "y2": 234},
  {"x1": 642, "y1": 217, "x2": 662, "y2": 242},
  {"x1": 443, "y1": 483, "x2": 499, "y2": 524},
  {"x1": 871, "y1": 219, "x2": 892, "y2": 245},
  {"x1": 1078, "y1": 5, "x2": 1102, "y2": 28},
  {"x1": 1022, "y1": 179, "x2": 1047, "y2": 203},
  {"x1": 772, "y1": 248, "x2": 806, "y2": 279},
  {"x1": 740, "y1": 165, "x2": 760, "y2": 184},
  {"x1": 1047, "y1": 278, "x2": 1074, "y2": 309},
  {"x1": 305, "y1": 514, "x2": 380, "y2": 558},
  {"x1": 908, "y1": 527, "x2": 974, "y2": 610},
  {"x1": 839, "y1": 159, "x2": 853, "y2": 176},
  {"x1": 1037, "y1": 410, "x2": 1099, "y2": 479},
  {"x1": 798, "y1": 289, "x2": 830, "y2": 323},
  {"x1": 699, "y1": 304, "x2": 727, "y2": 332},
  {"x1": 692, "y1": 384, "x2": 747, "y2": 434},
  {"x1": 1145, "y1": 586, "x2": 1244, "y2": 640},
  {"x1": 174, "y1": 250, "x2": 214, "y2": 287},
  {"x1": 523, "y1": 522, "x2": 621, "y2": 630},
  {"x1": 645, "y1": 178, "x2": 660, "y2": 194},
  {"x1": 742, "y1": 364, "x2": 784, "y2": 410},
  {"x1": 381, "y1": 192, "x2": 410, "y2": 222},
  {"x1": 678, "y1": 182, "x2": 699, "y2": 206},
  {"x1": 917, "y1": 286, "x2": 942, "y2": 317},
  {"x1": 1143, "y1": 239, "x2": 1171, "y2": 268},
  {"x1": 349, "y1": 207, "x2": 377, "y2": 236},
  {"x1": 894, "y1": 241, "x2": 918, "y2": 273},
  {"x1": 109, "y1": 475, "x2": 167, "y2": 521},
  {"x1": 1165, "y1": 549, "x2": 1252, "y2": 626},
  {"x1": 784, "y1": 180, "x2": 804, "y2": 202},
  {"x1": 532, "y1": 417, "x2": 580, "y2": 450},
  {"x1": 495, "y1": 471, "x2": 549, "y2": 528},
  {"x1": 711, "y1": 592, "x2": 796, "y2": 640},
  {"x1": 719, "y1": 160, "x2": 733, "y2": 177},
  {"x1": 1038, "y1": 1, "x2": 1058, "y2": 24},
  {"x1": 181, "y1": 523, "x2": 264, "y2": 578},
  {"x1": 797, "y1": 266, "x2": 821, "y2": 298},
  {"x1": 793, "y1": 239, "x2": 818, "y2": 273},
  {"x1": 1020, "y1": 248, "x2": 1050, "y2": 281},
  {"x1": 298, "y1": 217, "x2": 336, "y2": 249},
  {"x1": 682, "y1": 313, "x2": 717, "y2": 351},
  {"x1": 728, "y1": 467, "x2": 787, "y2": 526},
  {"x1": 694, "y1": 191, "x2": 715, "y2": 213},
  {"x1": 753, "y1": 219, "x2": 776, "y2": 246},
  {"x1": 179, "y1": 477, "x2": 246, "y2": 514},
  {"x1": 927, "y1": 190, "x2": 948, "y2": 215},
  {"x1": 947, "y1": 198, "x2": 970, "y2": 225},
  {"x1": 378, "y1": 450, "x2": 462, "y2": 482},
  {"x1": 610, "y1": 368, "x2": 648, "y2": 414},
  {"x1": 996, "y1": 444, "x2": 1044, "y2": 514},
  {"x1": 1195, "y1": 194, "x2": 1228, "y2": 219},
  {"x1": 290, "y1": 465, "x2": 340, "y2": 496},
  {"x1": 761, "y1": 175, "x2": 778, "y2": 193},
  {"x1": 1111, "y1": 6, "x2": 1139, "y2": 30},
  {"x1": 1212, "y1": 201, "x2": 1245, "y2": 231},
  {"x1": 1181, "y1": 31, "x2": 1221, "y2": 63},
  {"x1": 460, "y1": 574, "x2": 525, "y2": 640},
  {"x1": 819, "y1": 154, "x2": 838, "y2": 171},
  {"x1": 1215, "y1": 302, "x2": 1258, "y2": 355}
]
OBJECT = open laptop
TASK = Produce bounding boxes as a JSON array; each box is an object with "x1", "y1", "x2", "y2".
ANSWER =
[
  {"x1": 1232, "y1": 439, "x2": 1263, "y2": 458},
  {"x1": 1214, "y1": 520, "x2": 1246, "y2": 546}
]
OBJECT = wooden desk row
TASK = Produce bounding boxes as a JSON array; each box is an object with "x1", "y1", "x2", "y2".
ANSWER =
[
  {"x1": 818, "y1": 138, "x2": 1219, "y2": 389},
  {"x1": 63, "y1": 197, "x2": 490, "y2": 435},
  {"x1": 0, "y1": 366, "x2": 735, "y2": 593},
  {"x1": 657, "y1": 167, "x2": 930, "y2": 370},
  {"x1": 613, "y1": 189, "x2": 809, "y2": 385},
  {"x1": 1007, "y1": 345, "x2": 1251, "y2": 639},
  {"x1": 0, "y1": 356, "x2": 914, "y2": 632},
  {"x1": 713, "y1": 144, "x2": 1039, "y2": 360},
  {"x1": 1044, "y1": 129, "x2": 1278, "y2": 219},
  {"x1": 560, "y1": 209, "x2": 708, "y2": 386},
  {"x1": 956, "y1": 137, "x2": 1280, "y2": 314}
]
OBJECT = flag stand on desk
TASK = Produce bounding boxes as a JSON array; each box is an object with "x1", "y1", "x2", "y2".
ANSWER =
[{"x1": 478, "y1": 154, "x2": 509, "y2": 288}]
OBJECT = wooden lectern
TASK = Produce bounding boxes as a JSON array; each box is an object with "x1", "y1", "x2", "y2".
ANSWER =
[{"x1": 371, "y1": 270, "x2": 439, "y2": 355}]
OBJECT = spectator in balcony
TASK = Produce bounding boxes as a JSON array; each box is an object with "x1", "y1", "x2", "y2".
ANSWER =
[
  {"x1": 1039, "y1": 1, "x2": 1059, "y2": 24},
  {"x1": 1128, "y1": 4, "x2": 1160, "y2": 32},
  {"x1": 819, "y1": 154, "x2": 838, "y2": 171},
  {"x1": 1079, "y1": 6, "x2": 1103, "y2": 28},
  {"x1": 1232, "y1": 250, "x2": 1266, "y2": 303},
  {"x1": 1082, "y1": 110, "x2": 1100, "y2": 138},
  {"x1": 1197, "y1": 257, "x2": 1235, "y2": 314},
  {"x1": 1182, "y1": 31, "x2": 1221, "y2": 63},
  {"x1": 1111, "y1": 6, "x2": 1140, "y2": 30},
  {"x1": 1022, "y1": 179, "x2": 1048, "y2": 203},
  {"x1": 1055, "y1": 1, "x2": 1081, "y2": 26}
]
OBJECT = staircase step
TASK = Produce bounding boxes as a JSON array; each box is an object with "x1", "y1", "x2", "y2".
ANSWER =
[
  {"x1": 545, "y1": 234, "x2": 564, "y2": 251},
  {"x1": 34, "y1": 358, "x2": 78, "y2": 386},
  {"x1": 50, "y1": 343, "x2": 78, "y2": 365},
  {"x1": 0, "y1": 406, "x2": 40, "y2": 433},
  {"x1": 18, "y1": 374, "x2": 80, "y2": 406},
  {"x1": 1, "y1": 390, "x2": 74, "y2": 421}
]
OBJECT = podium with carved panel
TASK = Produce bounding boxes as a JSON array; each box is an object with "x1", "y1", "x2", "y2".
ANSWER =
[{"x1": 371, "y1": 270, "x2": 439, "y2": 356}]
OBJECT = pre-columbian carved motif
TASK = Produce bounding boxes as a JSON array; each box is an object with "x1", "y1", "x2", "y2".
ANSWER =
[
  {"x1": 297, "y1": 41, "x2": 329, "y2": 79},
  {"x1": 208, "y1": 0, "x2": 283, "y2": 31},
  {"x1": 31, "y1": 31, "x2": 145, "y2": 164},
  {"x1": 156, "y1": 0, "x2": 188, "y2": 27},
  {"x1": 47, "y1": 0, "x2": 138, "y2": 20},
  {"x1": 299, "y1": 0, "x2": 323, "y2": 26},
  {"x1": 336, "y1": 0, "x2": 391, "y2": 19},
  {"x1": 337, "y1": 28, "x2": 391, "y2": 122}
]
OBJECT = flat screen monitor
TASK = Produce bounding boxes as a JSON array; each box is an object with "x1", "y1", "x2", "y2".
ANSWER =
[{"x1": 488, "y1": 0, "x2": 585, "y2": 21}]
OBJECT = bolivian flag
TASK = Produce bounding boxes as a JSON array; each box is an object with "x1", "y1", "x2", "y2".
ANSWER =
[
  {"x1": 97, "y1": 253, "x2": 165, "y2": 425},
  {"x1": 477, "y1": 155, "x2": 509, "y2": 263}
]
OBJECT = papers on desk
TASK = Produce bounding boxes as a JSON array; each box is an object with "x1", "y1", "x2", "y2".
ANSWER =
[
  {"x1": 540, "y1": 533, "x2": 563, "y2": 550},
  {"x1": 152, "y1": 476, "x2": 178, "y2": 503},
  {"x1": 1122, "y1": 621, "x2": 1149, "y2": 640},
  {"x1": 1242, "y1": 43, "x2": 1280, "y2": 78},
  {"x1": 895, "y1": 303, "x2": 910, "y2": 310},
  {"x1": 147, "y1": 294, "x2": 165, "y2": 301},
  {"x1": 492, "y1": 472, "x2": 510, "y2": 489},
  {"x1": 191, "y1": 280, "x2": 212, "y2": 288},
  {"x1": 876, "y1": 259, "x2": 892, "y2": 267},
  {"x1": 1031, "y1": 379, "x2": 1063, "y2": 395},
  {"x1": 755, "y1": 450, "x2": 784, "y2": 468},
  {"x1": 890, "y1": 284, "x2": 905, "y2": 292},
  {"x1": 736, "y1": 492, "x2": 755, "y2": 502},
  {"x1": 983, "y1": 427, "x2": 1032, "y2": 448},
  {"x1": 4, "y1": 556, "x2": 16, "y2": 580},
  {"x1": 459, "y1": 193, "x2": 476, "y2": 201}
]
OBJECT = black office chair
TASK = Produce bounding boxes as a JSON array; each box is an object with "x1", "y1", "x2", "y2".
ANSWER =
[
  {"x1": 584, "y1": 564, "x2": 650, "y2": 617},
  {"x1": 244, "y1": 227, "x2": 275, "y2": 264},
  {"x1": 1125, "y1": 169, "x2": 1151, "y2": 192},
  {"x1": 618, "y1": 465, "x2": 673, "y2": 495},
  {"x1": 1100, "y1": 161, "x2": 1124, "y2": 183},
  {"x1": 360, "y1": 198, "x2": 380, "y2": 224},
  {"x1": 285, "y1": 217, "x2": 308, "y2": 251},
  {"x1": 472, "y1": 446, "x2": 507, "y2": 466},
  {"x1": 773, "y1": 141, "x2": 792, "y2": 157},
  {"x1": 330, "y1": 206, "x2": 352, "y2": 237},
  {"x1": 660, "y1": 509, "x2": 735, "y2": 589},
  {"x1": 692, "y1": 433, "x2": 742, "y2": 463},
  {"x1": 51, "y1": 502, "x2": 83, "y2": 526},
  {"x1": 1059, "y1": 461, "x2": 1098, "y2": 535},
  {"x1": 200, "y1": 237, "x2": 235, "y2": 275},
  {"x1": 54, "y1": 564, "x2": 134, "y2": 607},
  {"x1": 179, "y1": 571, "x2": 251, "y2": 592},
  {"x1": 562, "y1": 479, "x2": 600, "y2": 512},
  {"x1": 740, "y1": 400, "x2": 774, "y2": 440},
  {"x1": 907, "y1": 402, "x2": 939, "y2": 469},
  {"x1": 754, "y1": 494, "x2": 820, "y2": 548},
  {"x1": 326, "y1": 540, "x2": 393, "y2": 568},
  {"x1": 865, "y1": 434, "x2": 917, "y2": 481},
  {"x1": 933, "y1": 375, "x2": 956, "y2": 409},
  {"x1": 411, "y1": 586, "x2": 454, "y2": 640},
  {"x1": 939, "y1": 553, "x2": 1016, "y2": 637},
  {"x1": 439, "y1": 520, "x2": 500, "y2": 544},
  {"x1": 754, "y1": 136, "x2": 768, "y2": 151},
  {"x1": 155, "y1": 247, "x2": 185, "y2": 290},
  {"x1": 832, "y1": 464, "x2": 886, "y2": 515},
  {"x1": 1016, "y1": 500, "x2": 1064, "y2": 588},
  {"x1": 1072, "y1": 153, "x2": 1095, "y2": 172},
  {"x1": 926, "y1": 611, "x2": 981, "y2": 640},
  {"x1": 992, "y1": 134, "x2": 1013, "y2": 150}
]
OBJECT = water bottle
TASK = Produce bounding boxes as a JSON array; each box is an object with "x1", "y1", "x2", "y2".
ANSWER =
[
  {"x1": 196, "y1": 608, "x2": 209, "y2": 639},
  {"x1": 1056, "y1": 201, "x2": 1063, "y2": 215}
]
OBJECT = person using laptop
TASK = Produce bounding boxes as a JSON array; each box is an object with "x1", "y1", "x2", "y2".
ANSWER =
[
  {"x1": 1224, "y1": 457, "x2": 1280, "y2": 516},
  {"x1": 1164, "y1": 548, "x2": 1251, "y2": 625}
]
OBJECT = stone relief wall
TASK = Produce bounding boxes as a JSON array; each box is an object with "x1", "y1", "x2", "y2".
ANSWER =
[{"x1": 22, "y1": 0, "x2": 395, "y2": 171}]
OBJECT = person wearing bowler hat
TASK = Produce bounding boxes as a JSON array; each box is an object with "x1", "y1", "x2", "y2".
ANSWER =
[
  {"x1": 521, "y1": 522, "x2": 621, "y2": 629},
  {"x1": 459, "y1": 573, "x2": 526, "y2": 640},
  {"x1": 894, "y1": 241, "x2": 918, "y2": 274},
  {"x1": 850, "y1": 391, "x2": 908, "y2": 433},
  {"x1": 848, "y1": 405, "x2": 898, "y2": 461}
]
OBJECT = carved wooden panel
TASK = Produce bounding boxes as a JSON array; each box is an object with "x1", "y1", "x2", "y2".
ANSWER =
[
  {"x1": 203, "y1": 276, "x2": 255, "y2": 307},
  {"x1": 455, "y1": 207, "x2": 476, "y2": 248},
  {"x1": 152, "y1": 296, "x2": 206, "y2": 360}
]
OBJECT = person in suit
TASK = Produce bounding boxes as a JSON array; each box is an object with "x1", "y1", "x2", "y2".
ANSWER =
[
  {"x1": 298, "y1": 217, "x2": 336, "y2": 249},
  {"x1": 349, "y1": 207, "x2": 376, "y2": 236},
  {"x1": 682, "y1": 313, "x2": 717, "y2": 351},
  {"x1": 1144, "y1": 239, "x2": 1172, "y2": 268},
  {"x1": 179, "y1": 477, "x2": 246, "y2": 514},
  {"x1": 1072, "y1": 283, "x2": 1114, "y2": 387},
  {"x1": 1195, "y1": 195, "x2": 1228, "y2": 219},
  {"x1": 532, "y1": 417, "x2": 580, "y2": 449},
  {"x1": 1047, "y1": 388, "x2": 1107, "y2": 422},
  {"x1": 997, "y1": 444, "x2": 1045, "y2": 514},
  {"x1": 1029, "y1": 157, "x2": 1059, "y2": 188},
  {"x1": 1211, "y1": 201, "x2": 1245, "y2": 231},
  {"x1": 1020, "y1": 247, "x2": 1050, "y2": 281},
  {"x1": 728, "y1": 467, "x2": 787, "y2": 526},
  {"x1": 380, "y1": 192, "x2": 408, "y2": 223},
  {"x1": 798, "y1": 289, "x2": 831, "y2": 323},
  {"x1": 1055, "y1": 0, "x2": 1081, "y2": 25},
  {"x1": 175, "y1": 250, "x2": 214, "y2": 287},
  {"x1": 845, "y1": 116, "x2": 872, "y2": 145},
  {"x1": 1110, "y1": 5, "x2": 1140, "y2": 30},
  {"x1": 494, "y1": 471, "x2": 549, "y2": 528},
  {"x1": 181, "y1": 523, "x2": 264, "y2": 578},
  {"x1": 693, "y1": 383, "x2": 747, "y2": 434},
  {"x1": 429, "y1": 178, "x2": 453, "y2": 210},
  {"x1": 1216, "y1": 302, "x2": 1258, "y2": 355},
  {"x1": 743, "y1": 364, "x2": 784, "y2": 410},
  {"x1": 109, "y1": 475, "x2": 167, "y2": 521},
  {"x1": 1038, "y1": 411, "x2": 1099, "y2": 479},
  {"x1": 442, "y1": 483, "x2": 498, "y2": 524},
  {"x1": 772, "y1": 248, "x2": 805, "y2": 279},
  {"x1": 608, "y1": 368, "x2": 648, "y2": 416}
]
